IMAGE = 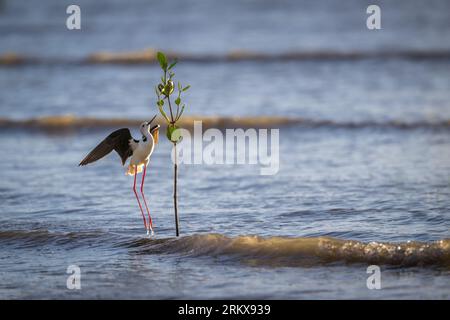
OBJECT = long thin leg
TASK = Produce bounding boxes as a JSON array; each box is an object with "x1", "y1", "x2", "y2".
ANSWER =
[
  {"x1": 140, "y1": 165, "x2": 153, "y2": 233},
  {"x1": 133, "y1": 165, "x2": 147, "y2": 232}
]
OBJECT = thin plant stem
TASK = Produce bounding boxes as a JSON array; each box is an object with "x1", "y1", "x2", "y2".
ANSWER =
[
  {"x1": 167, "y1": 96, "x2": 174, "y2": 123},
  {"x1": 173, "y1": 142, "x2": 179, "y2": 236}
]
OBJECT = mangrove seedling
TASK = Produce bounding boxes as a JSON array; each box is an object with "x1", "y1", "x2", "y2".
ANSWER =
[{"x1": 155, "y1": 51, "x2": 190, "y2": 237}]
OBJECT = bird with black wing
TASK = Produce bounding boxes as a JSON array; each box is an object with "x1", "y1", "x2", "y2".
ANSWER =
[{"x1": 79, "y1": 115, "x2": 160, "y2": 235}]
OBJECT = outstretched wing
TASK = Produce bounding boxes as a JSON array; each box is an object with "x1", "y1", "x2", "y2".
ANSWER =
[{"x1": 79, "y1": 128, "x2": 133, "y2": 166}]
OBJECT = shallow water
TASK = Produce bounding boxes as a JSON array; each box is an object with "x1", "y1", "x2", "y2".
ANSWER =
[
  {"x1": 0, "y1": 126, "x2": 449, "y2": 299},
  {"x1": 1, "y1": 0, "x2": 450, "y2": 299}
]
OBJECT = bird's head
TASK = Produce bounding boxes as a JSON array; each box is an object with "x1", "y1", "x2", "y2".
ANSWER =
[{"x1": 139, "y1": 115, "x2": 160, "y2": 143}]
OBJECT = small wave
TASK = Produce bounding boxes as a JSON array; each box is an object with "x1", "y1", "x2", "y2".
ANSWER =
[
  {"x1": 0, "y1": 229, "x2": 109, "y2": 248},
  {"x1": 1, "y1": 49, "x2": 450, "y2": 66},
  {"x1": 85, "y1": 49, "x2": 450, "y2": 64},
  {"x1": 1, "y1": 229, "x2": 448, "y2": 267},
  {"x1": 125, "y1": 234, "x2": 450, "y2": 268},
  {"x1": 1, "y1": 115, "x2": 449, "y2": 132}
]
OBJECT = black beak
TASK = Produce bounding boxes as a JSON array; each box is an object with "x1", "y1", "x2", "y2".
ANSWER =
[{"x1": 147, "y1": 115, "x2": 157, "y2": 126}]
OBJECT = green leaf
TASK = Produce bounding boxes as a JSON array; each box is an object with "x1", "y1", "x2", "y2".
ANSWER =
[
  {"x1": 182, "y1": 85, "x2": 191, "y2": 92},
  {"x1": 157, "y1": 52, "x2": 167, "y2": 70},
  {"x1": 168, "y1": 60, "x2": 178, "y2": 70},
  {"x1": 175, "y1": 97, "x2": 181, "y2": 105},
  {"x1": 158, "y1": 105, "x2": 170, "y2": 123},
  {"x1": 178, "y1": 82, "x2": 182, "y2": 91},
  {"x1": 166, "y1": 124, "x2": 182, "y2": 143},
  {"x1": 164, "y1": 80, "x2": 174, "y2": 96},
  {"x1": 157, "y1": 99, "x2": 164, "y2": 106}
]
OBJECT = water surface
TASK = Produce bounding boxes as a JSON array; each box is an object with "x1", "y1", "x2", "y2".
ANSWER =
[{"x1": 0, "y1": 0, "x2": 449, "y2": 299}]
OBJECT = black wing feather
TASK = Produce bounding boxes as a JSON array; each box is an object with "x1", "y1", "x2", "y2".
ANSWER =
[{"x1": 79, "y1": 128, "x2": 133, "y2": 166}]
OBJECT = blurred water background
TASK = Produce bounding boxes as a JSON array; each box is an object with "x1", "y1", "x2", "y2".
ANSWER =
[{"x1": 0, "y1": 0, "x2": 449, "y2": 299}]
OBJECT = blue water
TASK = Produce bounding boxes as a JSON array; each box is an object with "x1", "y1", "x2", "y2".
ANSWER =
[{"x1": 0, "y1": 0, "x2": 449, "y2": 299}]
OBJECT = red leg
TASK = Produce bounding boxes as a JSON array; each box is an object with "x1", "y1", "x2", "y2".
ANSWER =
[
  {"x1": 140, "y1": 165, "x2": 153, "y2": 232},
  {"x1": 133, "y1": 165, "x2": 147, "y2": 232}
]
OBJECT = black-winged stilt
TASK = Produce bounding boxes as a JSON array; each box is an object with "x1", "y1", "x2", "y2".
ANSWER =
[{"x1": 79, "y1": 115, "x2": 160, "y2": 235}]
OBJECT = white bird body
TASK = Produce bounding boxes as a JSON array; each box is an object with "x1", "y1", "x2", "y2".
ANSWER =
[{"x1": 126, "y1": 131, "x2": 156, "y2": 176}]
